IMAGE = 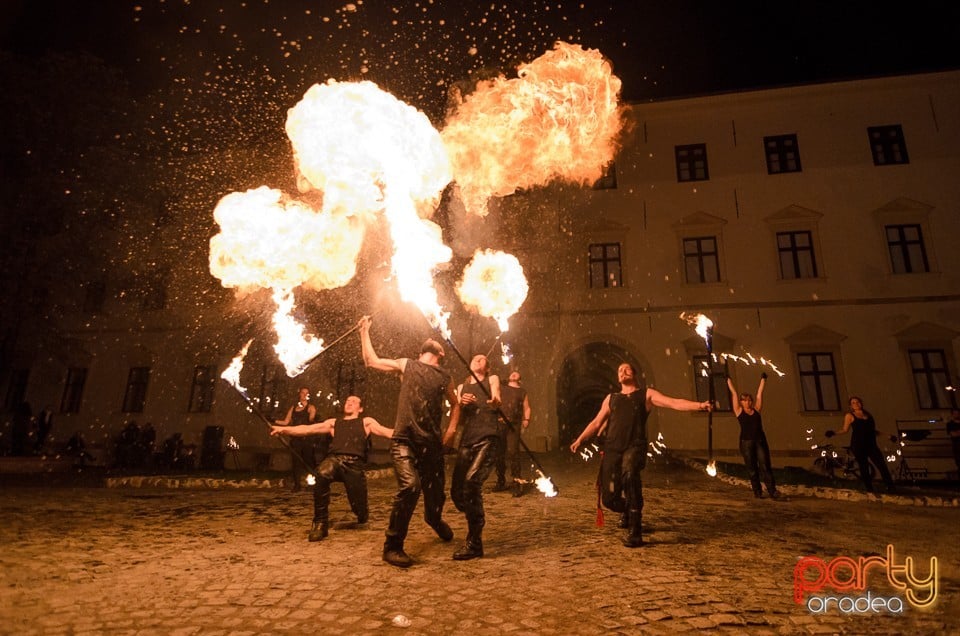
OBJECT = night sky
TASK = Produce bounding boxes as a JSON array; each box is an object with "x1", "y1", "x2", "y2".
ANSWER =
[{"x1": 3, "y1": 0, "x2": 959, "y2": 123}]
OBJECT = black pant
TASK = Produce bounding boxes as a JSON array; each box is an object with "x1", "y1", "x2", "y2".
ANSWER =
[
  {"x1": 598, "y1": 445, "x2": 646, "y2": 515},
  {"x1": 452, "y1": 437, "x2": 500, "y2": 544},
  {"x1": 313, "y1": 454, "x2": 367, "y2": 524},
  {"x1": 853, "y1": 443, "x2": 894, "y2": 492},
  {"x1": 385, "y1": 439, "x2": 447, "y2": 551},
  {"x1": 740, "y1": 437, "x2": 777, "y2": 496},
  {"x1": 495, "y1": 424, "x2": 522, "y2": 484}
]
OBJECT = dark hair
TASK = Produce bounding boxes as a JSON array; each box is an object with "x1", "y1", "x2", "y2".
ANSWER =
[
  {"x1": 739, "y1": 393, "x2": 753, "y2": 401},
  {"x1": 421, "y1": 339, "x2": 444, "y2": 357},
  {"x1": 619, "y1": 362, "x2": 637, "y2": 375}
]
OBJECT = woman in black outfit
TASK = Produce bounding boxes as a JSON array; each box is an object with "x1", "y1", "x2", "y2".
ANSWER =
[{"x1": 831, "y1": 396, "x2": 896, "y2": 493}]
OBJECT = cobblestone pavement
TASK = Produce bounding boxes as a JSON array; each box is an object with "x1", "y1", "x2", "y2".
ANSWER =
[{"x1": 1, "y1": 454, "x2": 958, "y2": 635}]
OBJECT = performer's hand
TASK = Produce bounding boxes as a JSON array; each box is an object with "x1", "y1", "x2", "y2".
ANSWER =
[
  {"x1": 460, "y1": 392, "x2": 477, "y2": 406},
  {"x1": 824, "y1": 429, "x2": 835, "y2": 438},
  {"x1": 269, "y1": 426, "x2": 285, "y2": 437},
  {"x1": 570, "y1": 439, "x2": 580, "y2": 453},
  {"x1": 358, "y1": 315, "x2": 371, "y2": 332},
  {"x1": 760, "y1": 372, "x2": 768, "y2": 380},
  {"x1": 889, "y1": 434, "x2": 898, "y2": 443},
  {"x1": 700, "y1": 401, "x2": 712, "y2": 411}
]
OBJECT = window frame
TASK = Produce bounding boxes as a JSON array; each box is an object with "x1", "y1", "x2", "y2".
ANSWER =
[
  {"x1": 867, "y1": 124, "x2": 909, "y2": 166},
  {"x1": 188, "y1": 365, "x2": 217, "y2": 413},
  {"x1": 796, "y1": 352, "x2": 842, "y2": 413},
  {"x1": 885, "y1": 223, "x2": 929, "y2": 274},
  {"x1": 60, "y1": 367, "x2": 88, "y2": 414},
  {"x1": 122, "y1": 366, "x2": 151, "y2": 414},
  {"x1": 588, "y1": 242, "x2": 623, "y2": 289},
  {"x1": 682, "y1": 236, "x2": 721, "y2": 284},
  {"x1": 763, "y1": 133, "x2": 802, "y2": 174},
  {"x1": 675, "y1": 143, "x2": 709, "y2": 182},
  {"x1": 776, "y1": 230, "x2": 819, "y2": 280},
  {"x1": 908, "y1": 348, "x2": 954, "y2": 410},
  {"x1": 692, "y1": 355, "x2": 732, "y2": 412}
]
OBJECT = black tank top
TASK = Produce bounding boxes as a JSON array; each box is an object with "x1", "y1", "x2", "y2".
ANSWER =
[
  {"x1": 394, "y1": 359, "x2": 451, "y2": 446},
  {"x1": 736, "y1": 410, "x2": 764, "y2": 441},
  {"x1": 605, "y1": 390, "x2": 649, "y2": 453},
  {"x1": 291, "y1": 405, "x2": 311, "y2": 425},
  {"x1": 500, "y1": 384, "x2": 527, "y2": 427},
  {"x1": 850, "y1": 412, "x2": 877, "y2": 450},
  {"x1": 329, "y1": 417, "x2": 367, "y2": 458},
  {"x1": 459, "y1": 377, "x2": 500, "y2": 446}
]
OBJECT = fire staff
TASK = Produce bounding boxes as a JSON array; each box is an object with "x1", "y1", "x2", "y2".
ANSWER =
[
  {"x1": 271, "y1": 395, "x2": 393, "y2": 542},
  {"x1": 358, "y1": 316, "x2": 461, "y2": 568},
  {"x1": 570, "y1": 363, "x2": 710, "y2": 547}
]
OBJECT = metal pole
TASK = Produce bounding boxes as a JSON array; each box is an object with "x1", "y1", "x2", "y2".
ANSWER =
[{"x1": 706, "y1": 325, "x2": 714, "y2": 464}]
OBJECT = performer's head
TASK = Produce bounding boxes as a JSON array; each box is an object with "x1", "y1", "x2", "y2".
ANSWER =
[
  {"x1": 297, "y1": 386, "x2": 311, "y2": 402},
  {"x1": 739, "y1": 393, "x2": 754, "y2": 407},
  {"x1": 420, "y1": 338, "x2": 445, "y2": 360},
  {"x1": 617, "y1": 362, "x2": 638, "y2": 386},
  {"x1": 470, "y1": 354, "x2": 489, "y2": 376},
  {"x1": 343, "y1": 395, "x2": 363, "y2": 417},
  {"x1": 849, "y1": 396, "x2": 864, "y2": 412},
  {"x1": 509, "y1": 370, "x2": 522, "y2": 385}
]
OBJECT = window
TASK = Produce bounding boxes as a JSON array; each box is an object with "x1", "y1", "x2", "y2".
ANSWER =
[
  {"x1": 188, "y1": 365, "x2": 216, "y2": 413},
  {"x1": 122, "y1": 367, "x2": 151, "y2": 413},
  {"x1": 259, "y1": 364, "x2": 287, "y2": 415},
  {"x1": 588, "y1": 242, "x2": 622, "y2": 288},
  {"x1": 764, "y1": 134, "x2": 802, "y2": 174},
  {"x1": 683, "y1": 237, "x2": 720, "y2": 283},
  {"x1": 693, "y1": 355, "x2": 731, "y2": 412},
  {"x1": 886, "y1": 224, "x2": 929, "y2": 273},
  {"x1": 3, "y1": 368, "x2": 30, "y2": 412},
  {"x1": 592, "y1": 161, "x2": 618, "y2": 190},
  {"x1": 868, "y1": 125, "x2": 909, "y2": 165},
  {"x1": 909, "y1": 349, "x2": 953, "y2": 410},
  {"x1": 83, "y1": 281, "x2": 106, "y2": 313},
  {"x1": 777, "y1": 231, "x2": 818, "y2": 279},
  {"x1": 60, "y1": 367, "x2": 88, "y2": 414},
  {"x1": 797, "y1": 353, "x2": 841, "y2": 412},
  {"x1": 675, "y1": 144, "x2": 709, "y2": 182}
]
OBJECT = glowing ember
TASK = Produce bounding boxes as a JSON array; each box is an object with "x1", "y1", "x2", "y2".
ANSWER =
[
  {"x1": 442, "y1": 41, "x2": 623, "y2": 217},
  {"x1": 718, "y1": 352, "x2": 787, "y2": 377},
  {"x1": 221, "y1": 339, "x2": 253, "y2": 393},
  {"x1": 226, "y1": 436, "x2": 240, "y2": 451},
  {"x1": 456, "y1": 249, "x2": 529, "y2": 332},
  {"x1": 579, "y1": 442, "x2": 601, "y2": 462},
  {"x1": 647, "y1": 432, "x2": 667, "y2": 458},
  {"x1": 306, "y1": 474, "x2": 316, "y2": 486},
  {"x1": 534, "y1": 470, "x2": 558, "y2": 498},
  {"x1": 705, "y1": 460, "x2": 717, "y2": 477},
  {"x1": 271, "y1": 288, "x2": 325, "y2": 377}
]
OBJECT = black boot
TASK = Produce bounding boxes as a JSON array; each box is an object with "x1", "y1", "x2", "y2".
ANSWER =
[
  {"x1": 431, "y1": 520, "x2": 453, "y2": 542},
  {"x1": 308, "y1": 521, "x2": 328, "y2": 542},
  {"x1": 621, "y1": 509, "x2": 643, "y2": 548},
  {"x1": 618, "y1": 511, "x2": 629, "y2": 529},
  {"x1": 453, "y1": 526, "x2": 483, "y2": 560},
  {"x1": 383, "y1": 540, "x2": 413, "y2": 568}
]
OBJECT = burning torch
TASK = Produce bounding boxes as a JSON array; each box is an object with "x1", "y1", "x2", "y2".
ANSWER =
[{"x1": 684, "y1": 313, "x2": 717, "y2": 477}]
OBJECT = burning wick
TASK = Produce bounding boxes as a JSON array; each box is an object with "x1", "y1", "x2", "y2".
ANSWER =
[
  {"x1": 534, "y1": 470, "x2": 558, "y2": 498},
  {"x1": 306, "y1": 474, "x2": 316, "y2": 486},
  {"x1": 705, "y1": 461, "x2": 717, "y2": 477},
  {"x1": 227, "y1": 436, "x2": 240, "y2": 451}
]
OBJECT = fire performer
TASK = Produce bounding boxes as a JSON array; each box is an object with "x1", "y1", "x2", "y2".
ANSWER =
[
  {"x1": 570, "y1": 363, "x2": 710, "y2": 548},
  {"x1": 274, "y1": 387, "x2": 318, "y2": 492},
  {"x1": 726, "y1": 373, "x2": 782, "y2": 500},
  {"x1": 270, "y1": 395, "x2": 394, "y2": 542},
  {"x1": 495, "y1": 370, "x2": 532, "y2": 497},
  {"x1": 358, "y1": 316, "x2": 461, "y2": 568},
  {"x1": 443, "y1": 354, "x2": 501, "y2": 560},
  {"x1": 828, "y1": 396, "x2": 897, "y2": 494}
]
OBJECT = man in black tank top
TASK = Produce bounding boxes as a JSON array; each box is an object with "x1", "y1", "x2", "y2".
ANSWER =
[
  {"x1": 571, "y1": 363, "x2": 710, "y2": 547},
  {"x1": 359, "y1": 316, "x2": 462, "y2": 568},
  {"x1": 272, "y1": 395, "x2": 393, "y2": 541},
  {"x1": 496, "y1": 370, "x2": 532, "y2": 496},
  {"x1": 275, "y1": 387, "x2": 318, "y2": 492},
  {"x1": 445, "y1": 354, "x2": 501, "y2": 560},
  {"x1": 727, "y1": 374, "x2": 780, "y2": 499}
]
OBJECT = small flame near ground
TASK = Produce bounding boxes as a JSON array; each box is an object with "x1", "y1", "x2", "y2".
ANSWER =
[
  {"x1": 705, "y1": 461, "x2": 717, "y2": 477},
  {"x1": 534, "y1": 470, "x2": 558, "y2": 497}
]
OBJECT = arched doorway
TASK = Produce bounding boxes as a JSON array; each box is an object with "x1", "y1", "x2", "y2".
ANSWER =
[{"x1": 556, "y1": 342, "x2": 643, "y2": 447}]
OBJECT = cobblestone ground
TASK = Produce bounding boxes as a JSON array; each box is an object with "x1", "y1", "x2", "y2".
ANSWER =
[{"x1": 1, "y1": 454, "x2": 958, "y2": 635}]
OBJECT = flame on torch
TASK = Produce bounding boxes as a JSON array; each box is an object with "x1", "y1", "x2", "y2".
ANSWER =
[
  {"x1": 535, "y1": 470, "x2": 558, "y2": 498},
  {"x1": 456, "y1": 249, "x2": 529, "y2": 332},
  {"x1": 706, "y1": 461, "x2": 717, "y2": 477},
  {"x1": 271, "y1": 288, "x2": 325, "y2": 377},
  {"x1": 221, "y1": 339, "x2": 254, "y2": 394}
]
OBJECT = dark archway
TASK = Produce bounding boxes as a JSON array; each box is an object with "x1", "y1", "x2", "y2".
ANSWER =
[{"x1": 556, "y1": 342, "x2": 643, "y2": 447}]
